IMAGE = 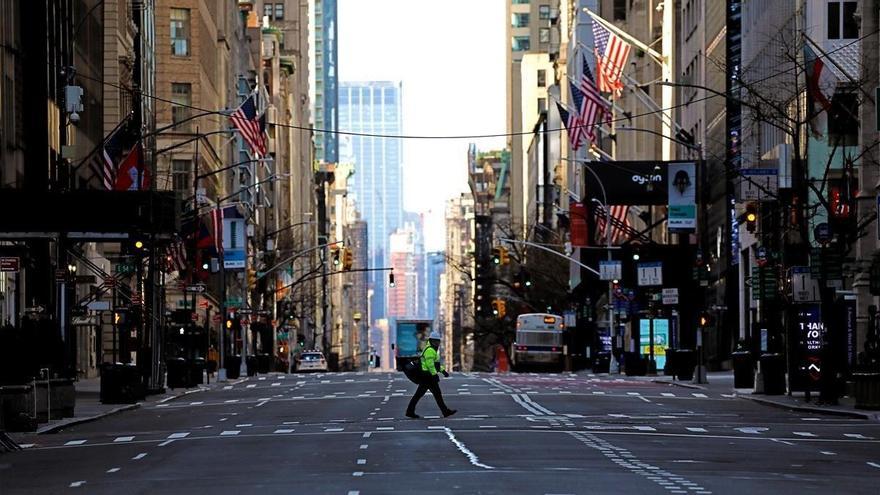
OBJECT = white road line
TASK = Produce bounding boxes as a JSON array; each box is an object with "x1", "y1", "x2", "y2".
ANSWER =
[
  {"x1": 634, "y1": 426, "x2": 656, "y2": 431},
  {"x1": 256, "y1": 400, "x2": 269, "y2": 407},
  {"x1": 638, "y1": 396, "x2": 652, "y2": 403},
  {"x1": 113, "y1": 436, "x2": 134, "y2": 443},
  {"x1": 443, "y1": 426, "x2": 493, "y2": 469},
  {"x1": 65, "y1": 440, "x2": 86, "y2": 446},
  {"x1": 793, "y1": 432, "x2": 817, "y2": 437},
  {"x1": 661, "y1": 393, "x2": 676, "y2": 397},
  {"x1": 18, "y1": 444, "x2": 34, "y2": 449},
  {"x1": 360, "y1": 444, "x2": 369, "y2": 449},
  {"x1": 845, "y1": 433, "x2": 872, "y2": 439},
  {"x1": 219, "y1": 418, "x2": 228, "y2": 422},
  {"x1": 69, "y1": 481, "x2": 86, "y2": 487},
  {"x1": 168, "y1": 432, "x2": 190, "y2": 439},
  {"x1": 363, "y1": 432, "x2": 372, "y2": 438},
  {"x1": 867, "y1": 462, "x2": 880, "y2": 470},
  {"x1": 735, "y1": 427, "x2": 768, "y2": 434},
  {"x1": 325, "y1": 428, "x2": 344, "y2": 432},
  {"x1": 686, "y1": 428, "x2": 707, "y2": 433},
  {"x1": 819, "y1": 451, "x2": 837, "y2": 455},
  {"x1": 352, "y1": 471, "x2": 364, "y2": 477},
  {"x1": 132, "y1": 453, "x2": 147, "y2": 460},
  {"x1": 223, "y1": 386, "x2": 233, "y2": 390},
  {"x1": 220, "y1": 430, "x2": 240, "y2": 436},
  {"x1": 157, "y1": 439, "x2": 176, "y2": 447},
  {"x1": 246, "y1": 384, "x2": 256, "y2": 388},
  {"x1": 274, "y1": 429, "x2": 295, "y2": 434},
  {"x1": 189, "y1": 401, "x2": 204, "y2": 405},
  {"x1": 106, "y1": 468, "x2": 120, "y2": 473},
  {"x1": 271, "y1": 382, "x2": 281, "y2": 386},
  {"x1": 283, "y1": 421, "x2": 300, "y2": 425},
  {"x1": 348, "y1": 491, "x2": 360, "y2": 495},
  {"x1": 692, "y1": 393, "x2": 708, "y2": 398},
  {"x1": 376, "y1": 427, "x2": 394, "y2": 431},
  {"x1": 235, "y1": 424, "x2": 253, "y2": 427},
  {"x1": 627, "y1": 392, "x2": 641, "y2": 396},
  {"x1": 480, "y1": 425, "x2": 497, "y2": 429},
  {"x1": 592, "y1": 391, "x2": 606, "y2": 395},
  {"x1": 357, "y1": 459, "x2": 367, "y2": 465},
  {"x1": 224, "y1": 399, "x2": 239, "y2": 403}
]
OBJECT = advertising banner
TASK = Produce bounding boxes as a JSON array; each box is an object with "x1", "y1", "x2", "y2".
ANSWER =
[
  {"x1": 639, "y1": 319, "x2": 669, "y2": 369},
  {"x1": 570, "y1": 201, "x2": 588, "y2": 247},
  {"x1": 223, "y1": 217, "x2": 246, "y2": 269},
  {"x1": 668, "y1": 162, "x2": 697, "y2": 230}
]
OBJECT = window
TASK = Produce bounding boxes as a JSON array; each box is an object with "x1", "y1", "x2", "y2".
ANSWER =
[
  {"x1": 512, "y1": 35, "x2": 530, "y2": 51},
  {"x1": 170, "y1": 8, "x2": 190, "y2": 56},
  {"x1": 264, "y1": 3, "x2": 273, "y2": 19},
  {"x1": 513, "y1": 0, "x2": 530, "y2": 4},
  {"x1": 827, "y1": 92, "x2": 859, "y2": 146},
  {"x1": 512, "y1": 12, "x2": 529, "y2": 28},
  {"x1": 613, "y1": 0, "x2": 627, "y2": 21},
  {"x1": 537, "y1": 69, "x2": 546, "y2": 87},
  {"x1": 171, "y1": 83, "x2": 192, "y2": 130},
  {"x1": 538, "y1": 97, "x2": 547, "y2": 114},
  {"x1": 539, "y1": 27, "x2": 550, "y2": 43},
  {"x1": 539, "y1": 5, "x2": 550, "y2": 19},
  {"x1": 828, "y1": 1, "x2": 858, "y2": 40},
  {"x1": 274, "y1": 3, "x2": 284, "y2": 20},
  {"x1": 171, "y1": 160, "x2": 191, "y2": 193}
]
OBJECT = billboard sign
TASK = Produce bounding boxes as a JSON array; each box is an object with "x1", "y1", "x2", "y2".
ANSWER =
[
  {"x1": 639, "y1": 319, "x2": 669, "y2": 369},
  {"x1": 667, "y1": 162, "x2": 697, "y2": 230},
  {"x1": 223, "y1": 217, "x2": 246, "y2": 269},
  {"x1": 570, "y1": 202, "x2": 589, "y2": 247}
]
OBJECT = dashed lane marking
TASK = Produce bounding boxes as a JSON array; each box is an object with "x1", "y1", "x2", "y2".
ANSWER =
[
  {"x1": 363, "y1": 432, "x2": 372, "y2": 438},
  {"x1": 157, "y1": 440, "x2": 176, "y2": 447},
  {"x1": 376, "y1": 427, "x2": 394, "y2": 431},
  {"x1": 225, "y1": 399, "x2": 239, "y2": 403},
  {"x1": 168, "y1": 432, "x2": 190, "y2": 439},
  {"x1": 357, "y1": 459, "x2": 367, "y2": 465},
  {"x1": 360, "y1": 444, "x2": 368, "y2": 449},
  {"x1": 106, "y1": 468, "x2": 120, "y2": 473},
  {"x1": 325, "y1": 428, "x2": 344, "y2": 432},
  {"x1": 845, "y1": 433, "x2": 873, "y2": 439},
  {"x1": 223, "y1": 386, "x2": 233, "y2": 390},
  {"x1": 69, "y1": 481, "x2": 86, "y2": 487},
  {"x1": 132, "y1": 453, "x2": 147, "y2": 460},
  {"x1": 686, "y1": 428, "x2": 707, "y2": 433},
  {"x1": 692, "y1": 393, "x2": 708, "y2": 398},
  {"x1": 65, "y1": 440, "x2": 86, "y2": 446},
  {"x1": 113, "y1": 436, "x2": 134, "y2": 443},
  {"x1": 256, "y1": 400, "x2": 269, "y2": 407},
  {"x1": 661, "y1": 393, "x2": 675, "y2": 397},
  {"x1": 246, "y1": 384, "x2": 256, "y2": 388},
  {"x1": 352, "y1": 471, "x2": 364, "y2": 477},
  {"x1": 820, "y1": 451, "x2": 837, "y2": 455},
  {"x1": 868, "y1": 462, "x2": 880, "y2": 470},
  {"x1": 348, "y1": 491, "x2": 360, "y2": 495},
  {"x1": 793, "y1": 432, "x2": 817, "y2": 437},
  {"x1": 274, "y1": 429, "x2": 295, "y2": 434},
  {"x1": 220, "y1": 430, "x2": 241, "y2": 436},
  {"x1": 235, "y1": 424, "x2": 253, "y2": 427}
]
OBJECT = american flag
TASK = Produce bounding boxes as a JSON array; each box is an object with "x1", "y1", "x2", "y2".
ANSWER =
[
  {"x1": 229, "y1": 93, "x2": 267, "y2": 156},
  {"x1": 87, "y1": 122, "x2": 128, "y2": 190},
  {"x1": 594, "y1": 204, "x2": 630, "y2": 245},
  {"x1": 592, "y1": 19, "x2": 631, "y2": 95},
  {"x1": 579, "y1": 56, "x2": 610, "y2": 144},
  {"x1": 164, "y1": 237, "x2": 187, "y2": 273},
  {"x1": 556, "y1": 102, "x2": 582, "y2": 151},
  {"x1": 567, "y1": 81, "x2": 586, "y2": 150}
]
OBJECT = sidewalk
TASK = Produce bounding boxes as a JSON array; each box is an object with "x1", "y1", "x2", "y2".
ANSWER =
[
  {"x1": 644, "y1": 370, "x2": 880, "y2": 421},
  {"x1": 33, "y1": 372, "x2": 243, "y2": 434}
]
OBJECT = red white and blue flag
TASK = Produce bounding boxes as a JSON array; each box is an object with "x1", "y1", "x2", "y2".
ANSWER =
[
  {"x1": 568, "y1": 80, "x2": 587, "y2": 149},
  {"x1": 592, "y1": 19, "x2": 631, "y2": 95},
  {"x1": 804, "y1": 43, "x2": 838, "y2": 112},
  {"x1": 578, "y1": 56, "x2": 610, "y2": 144},
  {"x1": 556, "y1": 102, "x2": 582, "y2": 151},
  {"x1": 230, "y1": 93, "x2": 267, "y2": 156},
  {"x1": 594, "y1": 204, "x2": 630, "y2": 245}
]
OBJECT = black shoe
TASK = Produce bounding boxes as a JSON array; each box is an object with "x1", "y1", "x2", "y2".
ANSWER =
[
  {"x1": 405, "y1": 412, "x2": 420, "y2": 419},
  {"x1": 443, "y1": 409, "x2": 457, "y2": 418}
]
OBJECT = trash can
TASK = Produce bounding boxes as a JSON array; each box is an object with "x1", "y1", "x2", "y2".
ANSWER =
[
  {"x1": 190, "y1": 358, "x2": 206, "y2": 385},
  {"x1": 593, "y1": 352, "x2": 610, "y2": 373},
  {"x1": 664, "y1": 349, "x2": 676, "y2": 376},
  {"x1": 225, "y1": 355, "x2": 241, "y2": 379},
  {"x1": 166, "y1": 358, "x2": 188, "y2": 389},
  {"x1": 760, "y1": 353, "x2": 785, "y2": 395},
  {"x1": 675, "y1": 349, "x2": 695, "y2": 381},
  {"x1": 246, "y1": 356, "x2": 258, "y2": 376},
  {"x1": 624, "y1": 352, "x2": 646, "y2": 376},
  {"x1": 257, "y1": 353, "x2": 271, "y2": 374},
  {"x1": 732, "y1": 351, "x2": 755, "y2": 389},
  {"x1": 853, "y1": 372, "x2": 880, "y2": 410}
]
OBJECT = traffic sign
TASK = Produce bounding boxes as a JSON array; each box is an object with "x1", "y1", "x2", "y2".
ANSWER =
[
  {"x1": 814, "y1": 222, "x2": 832, "y2": 244},
  {"x1": 661, "y1": 288, "x2": 679, "y2": 305},
  {"x1": 55, "y1": 269, "x2": 67, "y2": 281},
  {"x1": 637, "y1": 262, "x2": 663, "y2": 286},
  {"x1": 599, "y1": 260, "x2": 622, "y2": 281},
  {"x1": 755, "y1": 246, "x2": 769, "y2": 267},
  {"x1": 0, "y1": 257, "x2": 20, "y2": 272},
  {"x1": 115, "y1": 263, "x2": 137, "y2": 275},
  {"x1": 212, "y1": 314, "x2": 222, "y2": 323},
  {"x1": 185, "y1": 284, "x2": 207, "y2": 293},
  {"x1": 104, "y1": 276, "x2": 117, "y2": 287}
]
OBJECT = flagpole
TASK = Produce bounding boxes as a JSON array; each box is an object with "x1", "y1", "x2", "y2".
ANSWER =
[
  {"x1": 71, "y1": 113, "x2": 133, "y2": 174},
  {"x1": 803, "y1": 33, "x2": 874, "y2": 104}
]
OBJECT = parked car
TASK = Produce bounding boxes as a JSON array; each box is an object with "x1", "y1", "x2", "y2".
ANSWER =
[{"x1": 295, "y1": 351, "x2": 328, "y2": 372}]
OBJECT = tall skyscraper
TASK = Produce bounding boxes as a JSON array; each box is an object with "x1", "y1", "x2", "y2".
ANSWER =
[
  {"x1": 339, "y1": 81, "x2": 404, "y2": 321},
  {"x1": 311, "y1": 0, "x2": 338, "y2": 164}
]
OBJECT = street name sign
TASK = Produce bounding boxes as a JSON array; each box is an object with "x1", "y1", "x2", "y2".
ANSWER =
[{"x1": 739, "y1": 168, "x2": 778, "y2": 201}]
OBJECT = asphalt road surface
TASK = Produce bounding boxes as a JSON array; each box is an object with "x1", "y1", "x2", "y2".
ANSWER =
[{"x1": 3, "y1": 371, "x2": 879, "y2": 494}]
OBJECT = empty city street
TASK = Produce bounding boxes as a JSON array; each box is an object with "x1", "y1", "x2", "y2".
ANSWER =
[{"x1": 3, "y1": 372, "x2": 879, "y2": 494}]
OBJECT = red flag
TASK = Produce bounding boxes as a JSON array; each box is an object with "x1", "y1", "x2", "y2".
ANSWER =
[
  {"x1": 113, "y1": 143, "x2": 148, "y2": 191},
  {"x1": 570, "y1": 202, "x2": 589, "y2": 247}
]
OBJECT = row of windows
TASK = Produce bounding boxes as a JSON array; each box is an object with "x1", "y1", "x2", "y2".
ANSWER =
[{"x1": 263, "y1": 3, "x2": 285, "y2": 21}]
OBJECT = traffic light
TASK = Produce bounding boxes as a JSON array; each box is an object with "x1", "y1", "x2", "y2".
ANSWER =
[
  {"x1": 491, "y1": 247, "x2": 501, "y2": 265},
  {"x1": 332, "y1": 247, "x2": 341, "y2": 267},
  {"x1": 124, "y1": 234, "x2": 148, "y2": 254},
  {"x1": 491, "y1": 298, "x2": 506, "y2": 318},
  {"x1": 247, "y1": 266, "x2": 257, "y2": 290},
  {"x1": 499, "y1": 247, "x2": 510, "y2": 265},
  {"x1": 388, "y1": 272, "x2": 395, "y2": 287},
  {"x1": 744, "y1": 203, "x2": 758, "y2": 233},
  {"x1": 342, "y1": 248, "x2": 354, "y2": 271},
  {"x1": 698, "y1": 311, "x2": 713, "y2": 328}
]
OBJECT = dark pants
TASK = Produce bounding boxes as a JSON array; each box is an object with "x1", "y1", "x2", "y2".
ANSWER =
[{"x1": 406, "y1": 374, "x2": 450, "y2": 414}]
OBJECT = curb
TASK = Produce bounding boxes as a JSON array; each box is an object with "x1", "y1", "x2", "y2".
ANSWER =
[
  {"x1": 738, "y1": 394, "x2": 880, "y2": 421},
  {"x1": 36, "y1": 403, "x2": 140, "y2": 434}
]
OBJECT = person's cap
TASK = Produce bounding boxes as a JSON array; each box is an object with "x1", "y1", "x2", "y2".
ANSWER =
[{"x1": 429, "y1": 330, "x2": 442, "y2": 340}]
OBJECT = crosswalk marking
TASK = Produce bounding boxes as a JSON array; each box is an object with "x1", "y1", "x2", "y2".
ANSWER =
[
  {"x1": 686, "y1": 427, "x2": 707, "y2": 433},
  {"x1": 132, "y1": 453, "x2": 147, "y2": 460},
  {"x1": 325, "y1": 428, "x2": 344, "y2": 432},
  {"x1": 792, "y1": 432, "x2": 817, "y2": 437},
  {"x1": 844, "y1": 433, "x2": 872, "y2": 439},
  {"x1": 274, "y1": 429, "x2": 295, "y2": 434},
  {"x1": 692, "y1": 393, "x2": 708, "y2": 398},
  {"x1": 114, "y1": 436, "x2": 134, "y2": 442},
  {"x1": 65, "y1": 440, "x2": 86, "y2": 446},
  {"x1": 220, "y1": 430, "x2": 240, "y2": 436},
  {"x1": 661, "y1": 393, "x2": 676, "y2": 397}
]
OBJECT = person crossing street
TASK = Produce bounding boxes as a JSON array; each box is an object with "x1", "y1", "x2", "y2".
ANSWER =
[{"x1": 405, "y1": 331, "x2": 456, "y2": 419}]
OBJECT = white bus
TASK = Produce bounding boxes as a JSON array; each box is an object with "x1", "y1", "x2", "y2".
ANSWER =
[{"x1": 511, "y1": 313, "x2": 565, "y2": 370}]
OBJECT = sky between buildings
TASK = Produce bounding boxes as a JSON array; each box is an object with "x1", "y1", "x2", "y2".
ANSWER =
[{"x1": 338, "y1": 0, "x2": 507, "y2": 251}]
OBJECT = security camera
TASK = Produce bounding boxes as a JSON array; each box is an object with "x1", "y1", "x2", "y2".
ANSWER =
[{"x1": 69, "y1": 112, "x2": 80, "y2": 124}]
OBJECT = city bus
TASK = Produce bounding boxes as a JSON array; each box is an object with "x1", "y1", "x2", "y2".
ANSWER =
[{"x1": 511, "y1": 313, "x2": 565, "y2": 371}]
